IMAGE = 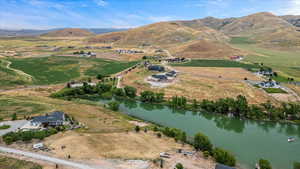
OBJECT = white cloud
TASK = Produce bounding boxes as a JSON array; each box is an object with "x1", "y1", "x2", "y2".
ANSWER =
[
  {"x1": 275, "y1": 0, "x2": 300, "y2": 15},
  {"x1": 93, "y1": 0, "x2": 108, "y2": 7}
]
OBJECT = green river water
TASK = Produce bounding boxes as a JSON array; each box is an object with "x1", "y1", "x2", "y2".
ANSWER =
[{"x1": 99, "y1": 99, "x2": 300, "y2": 169}]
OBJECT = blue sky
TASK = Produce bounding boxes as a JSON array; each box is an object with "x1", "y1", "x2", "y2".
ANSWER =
[{"x1": 1, "y1": 0, "x2": 300, "y2": 29}]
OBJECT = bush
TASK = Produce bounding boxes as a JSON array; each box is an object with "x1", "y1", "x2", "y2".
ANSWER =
[
  {"x1": 135, "y1": 126, "x2": 140, "y2": 132},
  {"x1": 213, "y1": 148, "x2": 236, "y2": 167},
  {"x1": 11, "y1": 113, "x2": 17, "y2": 121},
  {"x1": 175, "y1": 163, "x2": 184, "y2": 169},
  {"x1": 193, "y1": 132, "x2": 213, "y2": 152},
  {"x1": 259, "y1": 159, "x2": 272, "y2": 169},
  {"x1": 203, "y1": 151, "x2": 210, "y2": 158},
  {"x1": 157, "y1": 133, "x2": 162, "y2": 138},
  {"x1": 3, "y1": 136, "x2": 14, "y2": 145},
  {"x1": 113, "y1": 88, "x2": 126, "y2": 97},
  {"x1": 294, "y1": 162, "x2": 300, "y2": 169},
  {"x1": 124, "y1": 86, "x2": 137, "y2": 98},
  {"x1": 108, "y1": 101, "x2": 120, "y2": 111}
]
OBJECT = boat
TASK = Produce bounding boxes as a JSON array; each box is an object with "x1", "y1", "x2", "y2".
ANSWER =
[{"x1": 288, "y1": 137, "x2": 295, "y2": 142}]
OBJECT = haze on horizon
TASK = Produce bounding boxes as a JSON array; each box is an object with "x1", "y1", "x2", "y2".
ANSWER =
[{"x1": 1, "y1": 0, "x2": 300, "y2": 30}]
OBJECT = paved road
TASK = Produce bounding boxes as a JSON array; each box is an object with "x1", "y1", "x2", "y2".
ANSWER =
[
  {"x1": 0, "y1": 146, "x2": 99, "y2": 169},
  {"x1": 0, "y1": 120, "x2": 28, "y2": 136}
]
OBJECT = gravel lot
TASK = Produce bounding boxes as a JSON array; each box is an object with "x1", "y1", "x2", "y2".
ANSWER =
[{"x1": 0, "y1": 120, "x2": 28, "y2": 136}]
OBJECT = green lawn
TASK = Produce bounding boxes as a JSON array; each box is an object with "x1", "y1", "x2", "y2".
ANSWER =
[
  {"x1": 230, "y1": 37, "x2": 300, "y2": 81},
  {"x1": 230, "y1": 37, "x2": 256, "y2": 45},
  {"x1": 263, "y1": 88, "x2": 288, "y2": 94},
  {"x1": 172, "y1": 59, "x2": 259, "y2": 70},
  {"x1": 0, "y1": 125, "x2": 10, "y2": 130},
  {"x1": 7, "y1": 56, "x2": 138, "y2": 85}
]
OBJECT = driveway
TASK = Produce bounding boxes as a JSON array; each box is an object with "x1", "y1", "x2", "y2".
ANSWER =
[{"x1": 0, "y1": 120, "x2": 28, "y2": 136}]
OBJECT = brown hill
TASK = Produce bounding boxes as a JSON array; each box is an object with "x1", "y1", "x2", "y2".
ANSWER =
[
  {"x1": 88, "y1": 22, "x2": 229, "y2": 46},
  {"x1": 42, "y1": 28, "x2": 93, "y2": 37},
  {"x1": 88, "y1": 21, "x2": 242, "y2": 59},
  {"x1": 169, "y1": 40, "x2": 243, "y2": 59}
]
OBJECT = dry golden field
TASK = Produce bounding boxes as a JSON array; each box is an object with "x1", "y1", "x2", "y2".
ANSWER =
[{"x1": 122, "y1": 67, "x2": 276, "y2": 104}]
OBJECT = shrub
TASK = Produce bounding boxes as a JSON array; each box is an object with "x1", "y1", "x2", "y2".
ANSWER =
[
  {"x1": 11, "y1": 113, "x2": 17, "y2": 121},
  {"x1": 108, "y1": 101, "x2": 120, "y2": 111},
  {"x1": 135, "y1": 126, "x2": 140, "y2": 132},
  {"x1": 193, "y1": 132, "x2": 213, "y2": 152},
  {"x1": 157, "y1": 133, "x2": 162, "y2": 138},
  {"x1": 175, "y1": 163, "x2": 184, "y2": 169},
  {"x1": 213, "y1": 148, "x2": 236, "y2": 167},
  {"x1": 3, "y1": 136, "x2": 14, "y2": 145},
  {"x1": 203, "y1": 151, "x2": 210, "y2": 158},
  {"x1": 294, "y1": 162, "x2": 300, "y2": 169},
  {"x1": 113, "y1": 88, "x2": 126, "y2": 97},
  {"x1": 259, "y1": 159, "x2": 272, "y2": 169},
  {"x1": 124, "y1": 86, "x2": 137, "y2": 98}
]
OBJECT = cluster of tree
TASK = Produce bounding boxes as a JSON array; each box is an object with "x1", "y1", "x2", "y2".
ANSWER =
[
  {"x1": 140, "y1": 91, "x2": 164, "y2": 103},
  {"x1": 3, "y1": 128, "x2": 58, "y2": 145},
  {"x1": 161, "y1": 127, "x2": 187, "y2": 143},
  {"x1": 168, "y1": 96, "x2": 187, "y2": 108},
  {"x1": 52, "y1": 82, "x2": 137, "y2": 100},
  {"x1": 198, "y1": 95, "x2": 300, "y2": 121},
  {"x1": 193, "y1": 132, "x2": 236, "y2": 166},
  {"x1": 259, "y1": 159, "x2": 272, "y2": 169},
  {"x1": 108, "y1": 101, "x2": 120, "y2": 111}
]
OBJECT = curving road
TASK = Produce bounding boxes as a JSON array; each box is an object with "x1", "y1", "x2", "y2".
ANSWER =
[{"x1": 0, "y1": 146, "x2": 101, "y2": 169}]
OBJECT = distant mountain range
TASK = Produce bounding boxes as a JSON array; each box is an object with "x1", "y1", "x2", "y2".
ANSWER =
[
  {"x1": 89, "y1": 12, "x2": 300, "y2": 58},
  {"x1": 0, "y1": 28, "x2": 127, "y2": 37}
]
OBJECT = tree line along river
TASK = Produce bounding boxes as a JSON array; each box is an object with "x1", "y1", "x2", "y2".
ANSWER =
[{"x1": 98, "y1": 98, "x2": 300, "y2": 169}]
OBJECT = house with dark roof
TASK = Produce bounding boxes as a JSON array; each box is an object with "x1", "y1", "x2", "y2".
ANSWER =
[
  {"x1": 165, "y1": 71, "x2": 177, "y2": 77},
  {"x1": 31, "y1": 111, "x2": 66, "y2": 127},
  {"x1": 215, "y1": 164, "x2": 236, "y2": 169},
  {"x1": 148, "y1": 65, "x2": 165, "y2": 72}
]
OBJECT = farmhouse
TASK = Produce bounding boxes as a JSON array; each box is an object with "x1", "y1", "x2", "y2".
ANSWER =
[
  {"x1": 165, "y1": 57, "x2": 187, "y2": 63},
  {"x1": 116, "y1": 49, "x2": 144, "y2": 54},
  {"x1": 149, "y1": 74, "x2": 168, "y2": 82},
  {"x1": 165, "y1": 71, "x2": 177, "y2": 78},
  {"x1": 148, "y1": 65, "x2": 165, "y2": 72},
  {"x1": 69, "y1": 82, "x2": 96, "y2": 88},
  {"x1": 21, "y1": 112, "x2": 67, "y2": 131}
]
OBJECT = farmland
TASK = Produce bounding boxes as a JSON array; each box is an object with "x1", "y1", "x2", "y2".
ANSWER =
[
  {"x1": 172, "y1": 59, "x2": 259, "y2": 70},
  {"x1": 2, "y1": 56, "x2": 138, "y2": 86},
  {"x1": 230, "y1": 37, "x2": 300, "y2": 81}
]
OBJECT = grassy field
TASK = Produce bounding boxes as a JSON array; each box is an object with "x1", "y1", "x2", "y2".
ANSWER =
[
  {"x1": 0, "y1": 155, "x2": 42, "y2": 169},
  {"x1": 0, "y1": 60, "x2": 28, "y2": 87},
  {"x1": 230, "y1": 37, "x2": 300, "y2": 81},
  {"x1": 0, "y1": 96, "x2": 50, "y2": 119},
  {"x1": 172, "y1": 59, "x2": 259, "y2": 70},
  {"x1": 4, "y1": 56, "x2": 138, "y2": 85}
]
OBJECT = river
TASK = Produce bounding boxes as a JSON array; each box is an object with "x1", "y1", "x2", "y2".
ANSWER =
[{"x1": 99, "y1": 98, "x2": 300, "y2": 169}]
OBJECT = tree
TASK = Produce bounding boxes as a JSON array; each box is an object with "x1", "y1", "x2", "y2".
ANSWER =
[
  {"x1": 11, "y1": 113, "x2": 17, "y2": 121},
  {"x1": 108, "y1": 101, "x2": 120, "y2": 111},
  {"x1": 124, "y1": 86, "x2": 137, "y2": 98},
  {"x1": 213, "y1": 148, "x2": 236, "y2": 167},
  {"x1": 175, "y1": 163, "x2": 184, "y2": 169},
  {"x1": 294, "y1": 162, "x2": 300, "y2": 169},
  {"x1": 193, "y1": 132, "x2": 213, "y2": 152},
  {"x1": 113, "y1": 88, "x2": 126, "y2": 97},
  {"x1": 135, "y1": 126, "x2": 140, "y2": 132},
  {"x1": 97, "y1": 74, "x2": 104, "y2": 80},
  {"x1": 259, "y1": 159, "x2": 272, "y2": 169}
]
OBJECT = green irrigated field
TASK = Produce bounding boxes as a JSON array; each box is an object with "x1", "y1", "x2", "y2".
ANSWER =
[
  {"x1": 6, "y1": 56, "x2": 138, "y2": 85},
  {"x1": 230, "y1": 37, "x2": 300, "y2": 81},
  {"x1": 85, "y1": 59, "x2": 139, "y2": 76},
  {"x1": 172, "y1": 59, "x2": 259, "y2": 70},
  {"x1": 0, "y1": 155, "x2": 42, "y2": 169}
]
